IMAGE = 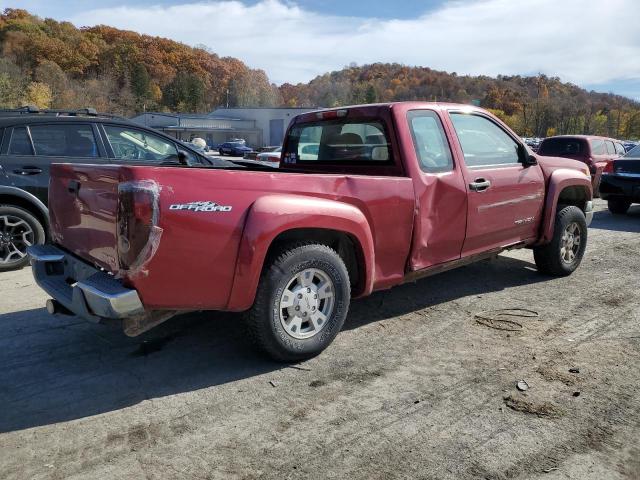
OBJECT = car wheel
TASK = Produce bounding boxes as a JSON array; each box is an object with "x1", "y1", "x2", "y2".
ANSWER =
[
  {"x1": 607, "y1": 197, "x2": 631, "y2": 215},
  {"x1": 0, "y1": 205, "x2": 46, "y2": 272},
  {"x1": 533, "y1": 205, "x2": 587, "y2": 277},
  {"x1": 245, "y1": 243, "x2": 351, "y2": 362}
]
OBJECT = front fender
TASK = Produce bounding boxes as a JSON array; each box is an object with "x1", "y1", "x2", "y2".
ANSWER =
[
  {"x1": 226, "y1": 194, "x2": 375, "y2": 311},
  {"x1": 539, "y1": 169, "x2": 592, "y2": 244}
]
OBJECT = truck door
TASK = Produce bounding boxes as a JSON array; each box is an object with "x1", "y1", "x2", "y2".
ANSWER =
[
  {"x1": 447, "y1": 111, "x2": 545, "y2": 257},
  {"x1": 405, "y1": 109, "x2": 468, "y2": 270}
]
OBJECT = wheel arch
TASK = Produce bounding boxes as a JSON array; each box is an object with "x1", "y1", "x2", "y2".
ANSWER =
[
  {"x1": 226, "y1": 195, "x2": 375, "y2": 311},
  {"x1": 538, "y1": 170, "x2": 592, "y2": 244},
  {"x1": 0, "y1": 186, "x2": 49, "y2": 237}
]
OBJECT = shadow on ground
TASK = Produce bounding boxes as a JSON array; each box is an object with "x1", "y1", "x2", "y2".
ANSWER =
[
  {"x1": 590, "y1": 205, "x2": 640, "y2": 233},
  {"x1": 0, "y1": 255, "x2": 545, "y2": 432}
]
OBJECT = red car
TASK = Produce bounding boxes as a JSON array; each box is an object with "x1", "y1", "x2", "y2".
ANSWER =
[
  {"x1": 537, "y1": 135, "x2": 626, "y2": 195},
  {"x1": 29, "y1": 102, "x2": 593, "y2": 361}
]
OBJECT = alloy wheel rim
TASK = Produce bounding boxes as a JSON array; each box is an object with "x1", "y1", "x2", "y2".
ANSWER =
[
  {"x1": 279, "y1": 268, "x2": 335, "y2": 339},
  {"x1": 0, "y1": 215, "x2": 34, "y2": 264},
  {"x1": 560, "y1": 222, "x2": 581, "y2": 264}
]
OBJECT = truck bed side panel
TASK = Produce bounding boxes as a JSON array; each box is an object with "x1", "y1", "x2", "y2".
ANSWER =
[{"x1": 49, "y1": 165, "x2": 415, "y2": 311}]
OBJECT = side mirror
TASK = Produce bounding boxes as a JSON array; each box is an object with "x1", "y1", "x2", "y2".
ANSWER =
[
  {"x1": 518, "y1": 144, "x2": 537, "y2": 167},
  {"x1": 177, "y1": 150, "x2": 190, "y2": 166}
]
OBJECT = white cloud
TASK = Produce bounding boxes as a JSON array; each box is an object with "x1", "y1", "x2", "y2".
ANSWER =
[{"x1": 69, "y1": 0, "x2": 640, "y2": 90}]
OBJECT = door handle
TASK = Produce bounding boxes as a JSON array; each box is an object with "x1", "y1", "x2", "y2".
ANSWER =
[
  {"x1": 14, "y1": 167, "x2": 43, "y2": 175},
  {"x1": 469, "y1": 178, "x2": 491, "y2": 192}
]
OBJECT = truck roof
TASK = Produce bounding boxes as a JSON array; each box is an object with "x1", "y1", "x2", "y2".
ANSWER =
[{"x1": 293, "y1": 101, "x2": 484, "y2": 123}]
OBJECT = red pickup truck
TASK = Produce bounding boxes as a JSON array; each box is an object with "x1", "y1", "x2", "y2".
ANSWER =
[{"x1": 29, "y1": 102, "x2": 593, "y2": 361}]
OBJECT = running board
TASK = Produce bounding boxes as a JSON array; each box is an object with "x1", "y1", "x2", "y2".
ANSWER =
[{"x1": 403, "y1": 242, "x2": 526, "y2": 284}]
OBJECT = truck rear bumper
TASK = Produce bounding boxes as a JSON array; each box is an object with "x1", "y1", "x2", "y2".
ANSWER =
[{"x1": 28, "y1": 244, "x2": 144, "y2": 322}]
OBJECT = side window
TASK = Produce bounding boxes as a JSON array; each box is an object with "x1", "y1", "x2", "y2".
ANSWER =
[
  {"x1": 104, "y1": 125, "x2": 178, "y2": 163},
  {"x1": 407, "y1": 110, "x2": 453, "y2": 172},
  {"x1": 590, "y1": 139, "x2": 606, "y2": 155},
  {"x1": 605, "y1": 141, "x2": 616, "y2": 155},
  {"x1": 8, "y1": 127, "x2": 34, "y2": 156},
  {"x1": 615, "y1": 142, "x2": 626, "y2": 155},
  {"x1": 30, "y1": 124, "x2": 99, "y2": 157},
  {"x1": 450, "y1": 113, "x2": 520, "y2": 167}
]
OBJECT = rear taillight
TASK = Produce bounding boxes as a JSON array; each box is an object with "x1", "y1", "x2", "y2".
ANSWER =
[
  {"x1": 117, "y1": 181, "x2": 161, "y2": 274},
  {"x1": 602, "y1": 161, "x2": 615, "y2": 175}
]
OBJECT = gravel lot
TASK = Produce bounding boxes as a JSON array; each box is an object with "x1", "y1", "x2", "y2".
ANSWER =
[{"x1": 1, "y1": 199, "x2": 639, "y2": 480}]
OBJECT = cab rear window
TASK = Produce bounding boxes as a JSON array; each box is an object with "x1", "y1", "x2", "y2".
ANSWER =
[{"x1": 283, "y1": 120, "x2": 392, "y2": 165}]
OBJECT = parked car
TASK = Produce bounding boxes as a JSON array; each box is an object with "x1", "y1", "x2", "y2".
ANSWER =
[
  {"x1": 219, "y1": 141, "x2": 253, "y2": 156},
  {"x1": 600, "y1": 143, "x2": 640, "y2": 214},
  {"x1": 243, "y1": 145, "x2": 280, "y2": 161},
  {"x1": 255, "y1": 146, "x2": 282, "y2": 166},
  {"x1": 0, "y1": 107, "x2": 218, "y2": 271},
  {"x1": 537, "y1": 135, "x2": 626, "y2": 195},
  {"x1": 29, "y1": 102, "x2": 593, "y2": 361}
]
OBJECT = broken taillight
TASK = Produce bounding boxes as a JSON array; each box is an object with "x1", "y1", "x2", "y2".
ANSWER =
[{"x1": 117, "y1": 180, "x2": 161, "y2": 273}]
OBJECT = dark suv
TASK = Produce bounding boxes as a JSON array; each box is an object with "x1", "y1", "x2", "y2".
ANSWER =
[{"x1": 0, "y1": 107, "x2": 216, "y2": 271}]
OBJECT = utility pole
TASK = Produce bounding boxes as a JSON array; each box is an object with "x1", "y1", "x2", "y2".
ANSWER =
[{"x1": 226, "y1": 89, "x2": 229, "y2": 109}]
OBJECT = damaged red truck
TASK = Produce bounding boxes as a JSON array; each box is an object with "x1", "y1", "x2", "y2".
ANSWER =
[{"x1": 29, "y1": 102, "x2": 594, "y2": 361}]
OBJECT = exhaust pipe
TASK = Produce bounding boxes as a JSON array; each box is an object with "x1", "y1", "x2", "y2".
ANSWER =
[{"x1": 46, "y1": 299, "x2": 74, "y2": 316}]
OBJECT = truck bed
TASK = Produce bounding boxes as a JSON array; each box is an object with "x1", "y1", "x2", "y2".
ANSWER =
[{"x1": 48, "y1": 163, "x2": 415, "y2": 311}]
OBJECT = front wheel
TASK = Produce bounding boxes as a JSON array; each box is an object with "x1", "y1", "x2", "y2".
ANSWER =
[
  {"x1": 245, "y1": 243, "x2": 351, "y2": 362},
  {"x1": 0, "y1": 205, "x2": 46, "y2": 272},
  {"x1": 608, "y1": 197, "x2": 631, "y2": 215},
  {"x1": 533, "y1": 205, "x2": 587, "y2": 276}
]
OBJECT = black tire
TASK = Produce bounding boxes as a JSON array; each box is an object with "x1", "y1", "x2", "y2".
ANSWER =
[
  {"x1": 533, "y1": 205, "x2": 587, "y2": 276},
  {"x1": 0, "y1": 204, "x2": 46, "y2": 272},
  {"x1": 245, "y1": 243, "x2": 351, "y2": 362},
  {"x1": 607, "y1": 197, "x2": 631, "y2": 215}
]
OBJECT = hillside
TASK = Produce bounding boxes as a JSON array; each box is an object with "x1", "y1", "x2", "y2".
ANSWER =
[
  {"x1": 280, "y1": 64, "x2": 640, "y2": 138},
  {"x1": 0, "y1": 8, "x2": 281, "y2": 115},
  {"x1": 1, "y1": 8, "x2": 639, "y2": 138}
]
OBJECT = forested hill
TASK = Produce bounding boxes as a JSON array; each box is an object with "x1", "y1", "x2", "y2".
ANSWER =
[
  {"x1": 1, "y1": 9, "x2": 639, "y2": 138},
  {"x1": 280, "y1": 64, "x2": 640, "y2": 138},
  {"x1": 0, "y1": 9, "x2": 281, "y2": 115}
]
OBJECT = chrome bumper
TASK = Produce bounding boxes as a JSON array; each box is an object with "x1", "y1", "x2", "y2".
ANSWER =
[
  {"x1": 28, "y1": 245, "x2": 144, "y2": 322},
  {"x1": 585, "y1": 200, "x2": 594, "y2": 227}
]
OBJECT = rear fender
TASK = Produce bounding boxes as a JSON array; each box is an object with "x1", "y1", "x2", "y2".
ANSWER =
[
  {"x1": 539, "y1": 169, "x2": 592, "y2": 244},
  {"x1": 226, "y1": 194, "x2": 375, "y2": 311}
]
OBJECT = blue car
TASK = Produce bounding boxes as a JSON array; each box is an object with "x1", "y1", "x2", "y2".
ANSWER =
[{"x1": 219, "y1": 141, "x2": 253, "y2": 156}]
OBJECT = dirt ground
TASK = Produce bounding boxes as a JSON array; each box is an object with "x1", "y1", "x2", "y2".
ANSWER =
[{"x1": 1, "y1": 199, "x2": 639, "y2": 480}]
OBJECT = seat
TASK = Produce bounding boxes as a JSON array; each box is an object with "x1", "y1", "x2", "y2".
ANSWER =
[{"x1": 67, "y1": 136, "x2": 96, "y2": 157}]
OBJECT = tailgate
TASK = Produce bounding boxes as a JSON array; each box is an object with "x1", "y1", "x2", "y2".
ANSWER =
[{"x1": 49, "y1": 163, "x2": 121, "y2": 272}]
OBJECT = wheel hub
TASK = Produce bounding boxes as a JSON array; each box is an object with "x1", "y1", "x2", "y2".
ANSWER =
[
  {"x1": 560, "y1": 222, "x2": 581, "y2": 264},
  {"x1": 279, "y1": 268, "x2": 335, "y2": 340},
  {"x1": 0, "y1": 214, "x2": 34, "y2": 264}
]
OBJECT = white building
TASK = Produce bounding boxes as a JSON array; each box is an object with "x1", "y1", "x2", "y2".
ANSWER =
[{"x1": 131, "y1": 107, "x2": 316, "y2": 148}]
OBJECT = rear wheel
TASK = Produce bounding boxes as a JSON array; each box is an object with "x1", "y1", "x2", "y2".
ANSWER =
[
  {"x1": 245, "y1": 243, "x2": 350, "y2": 362},
  {"x1": 0, "y1": 205, "x2": 46, "y2": 272},
  {"x1": 534, "y1": 205, "x2": 587, "y2": 276},
  {"x1": 607, "y1": 197, "x2": 631, "y2": 215}
]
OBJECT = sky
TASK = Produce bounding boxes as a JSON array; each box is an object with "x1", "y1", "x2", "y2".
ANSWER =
[{"x1": 7, "y1": 0, "x2": 640, "y2": 100}]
